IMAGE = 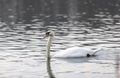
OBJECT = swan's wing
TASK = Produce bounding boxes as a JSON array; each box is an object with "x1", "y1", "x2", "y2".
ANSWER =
[{"x1": 53, "y1": 47, "x2": 94, "y2": 58}]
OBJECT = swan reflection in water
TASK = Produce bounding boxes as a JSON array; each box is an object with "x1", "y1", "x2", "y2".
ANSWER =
[
  {"x1": 46, "y1": 57, "x2": 55, "y2": 78},
  {"x1": 115, "y1": 52, "x2": 120, "y2": 78}
]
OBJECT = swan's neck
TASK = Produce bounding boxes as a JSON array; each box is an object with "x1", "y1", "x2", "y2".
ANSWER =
[{"x1": 46, "y1": 36, "x2": 52, "y2": 58}]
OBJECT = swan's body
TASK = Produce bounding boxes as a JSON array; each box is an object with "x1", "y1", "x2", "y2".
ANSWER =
[
  {"x1": 53, "y1": 47, "x2": 97, "y2": 58},
  {"x1": 45, "y1": 31, "x2": 100, "y2": 58}
]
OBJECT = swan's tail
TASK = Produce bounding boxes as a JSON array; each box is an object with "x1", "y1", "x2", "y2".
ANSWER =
[{"x1": 92, "y1": 48, "x2": 103, "y2": 55}]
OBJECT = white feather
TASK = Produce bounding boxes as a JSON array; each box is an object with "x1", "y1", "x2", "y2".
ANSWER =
[
  {"x1": 53, "y1": 47, "x2": 97, "y2": 58},
  {"x1": 45, "y1": 31, "x2": 102, "y2": 58}
]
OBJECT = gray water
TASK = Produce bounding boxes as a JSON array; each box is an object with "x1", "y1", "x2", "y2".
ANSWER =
[{"x1": 0, "y1": 23, "x2": 120, "y2": 78}]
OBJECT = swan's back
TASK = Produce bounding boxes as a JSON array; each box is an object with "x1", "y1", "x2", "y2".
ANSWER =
[{"x1": 53, "y1": 47, "x2": 94, "y2": 58}]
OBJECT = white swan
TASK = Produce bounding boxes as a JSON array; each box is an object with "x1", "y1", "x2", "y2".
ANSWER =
[{"x1": 44, "y1": 31, "x2": 101, "y2": 58}]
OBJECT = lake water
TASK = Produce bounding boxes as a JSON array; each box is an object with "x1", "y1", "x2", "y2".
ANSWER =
[{"x1": 0, "y1": 23, "x2": 120, "y2": 78}]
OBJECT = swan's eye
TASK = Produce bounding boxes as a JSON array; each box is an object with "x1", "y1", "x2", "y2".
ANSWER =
[{"x1": 45, "y1": 32, "x2": 50, "y2": 37}]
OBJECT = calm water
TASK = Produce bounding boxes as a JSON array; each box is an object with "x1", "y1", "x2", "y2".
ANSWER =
[{"x1": 0, "y1": 23, "x2": 120, "y2": 78}]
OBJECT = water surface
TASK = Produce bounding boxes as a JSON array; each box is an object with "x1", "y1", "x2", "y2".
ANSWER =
[{"x1": 0, "y1": 23, "x2": 120, "y2": 78}]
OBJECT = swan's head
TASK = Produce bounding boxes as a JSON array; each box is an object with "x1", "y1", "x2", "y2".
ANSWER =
[{"x1": 44, "y1": 31, "x2": 54, "y2": 38}]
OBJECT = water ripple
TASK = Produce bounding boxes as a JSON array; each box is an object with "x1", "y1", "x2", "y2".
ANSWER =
[{"x1": 0, "y1": 24, "x2": 120, "y2": 78}]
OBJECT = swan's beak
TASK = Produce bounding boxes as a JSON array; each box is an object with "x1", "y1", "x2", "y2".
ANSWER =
[
  {"x1": 43, "y1": 34, "x2": 48, "y2": 38},
  {"x1": 43, "y1": 32, "x2": 50, "y2": 38}
]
